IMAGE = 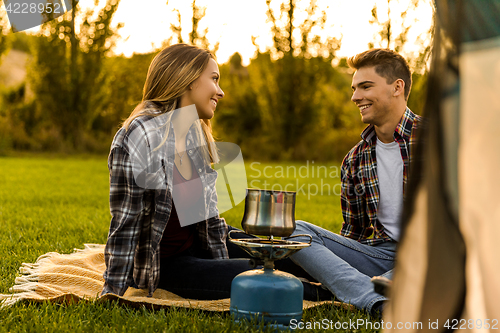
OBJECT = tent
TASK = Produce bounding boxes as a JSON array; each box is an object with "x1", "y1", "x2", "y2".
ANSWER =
[{"x1": 385, "y1": 1, "x2": 500, "y2": 331}]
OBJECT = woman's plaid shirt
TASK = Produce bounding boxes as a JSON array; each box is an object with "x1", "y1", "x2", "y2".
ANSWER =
[
  {"x1": 101, "y1": 114, "x2": 229, "y2": 297},
  {"x1": 340, "y1": 108, "x2": 422, "y2": 245}
]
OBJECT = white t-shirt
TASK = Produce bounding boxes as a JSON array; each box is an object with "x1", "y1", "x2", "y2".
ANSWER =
[{"x1": 376, "y1": 137, "x2": 403, "y2": 241}]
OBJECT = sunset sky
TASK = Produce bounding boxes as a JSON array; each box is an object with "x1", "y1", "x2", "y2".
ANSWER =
[{"x1": 20, "y1": 0, "x2": 434, "y2": 65}]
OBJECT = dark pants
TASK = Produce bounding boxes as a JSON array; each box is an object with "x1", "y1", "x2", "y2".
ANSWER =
[{"x1": 157, "y1": 226, "x2": 332, "y2": 301}]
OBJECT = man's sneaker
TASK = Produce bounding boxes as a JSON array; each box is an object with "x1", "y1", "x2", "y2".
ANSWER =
[{"x1": 371, "y1": 275, "x2": 392, "y2": 296}]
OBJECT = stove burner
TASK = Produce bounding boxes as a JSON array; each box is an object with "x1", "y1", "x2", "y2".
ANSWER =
[{"x1": 228, "y1": 232, "x2": 312, "y2": 267}]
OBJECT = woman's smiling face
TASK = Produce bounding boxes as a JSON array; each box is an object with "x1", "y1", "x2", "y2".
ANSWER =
[{"x1": 181, "y1": 58, "x2": 224, "y2": 120}]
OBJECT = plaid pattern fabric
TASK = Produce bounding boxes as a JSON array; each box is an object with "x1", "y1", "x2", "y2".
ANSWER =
[
  {"x1": 340, "y1": 108, "x2": 423, "y2": 245},
  {"x1": 102, "y1": 112, "x2": 228, "y2": 297}
]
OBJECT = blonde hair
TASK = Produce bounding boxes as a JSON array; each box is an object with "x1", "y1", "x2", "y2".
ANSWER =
[{"x1": 122, "y1": 43, "x2": 219, "y2": 163}]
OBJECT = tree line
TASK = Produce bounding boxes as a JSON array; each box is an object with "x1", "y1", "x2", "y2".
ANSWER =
[{"x1": 0, "y1": 0, "x2": 431, "y2": 161}]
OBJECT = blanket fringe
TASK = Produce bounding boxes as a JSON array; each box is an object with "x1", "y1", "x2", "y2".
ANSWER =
[
  {"x1": 0, "y1": 297, "x2": 21, "y2": 308},
  {"x1": 10, "y1": 282, "x2": 39, "y2": 294},
  {"x1": 0, "y1": 244, "x2": 105, "y2": 308},
  {"x1": 14, "y1": 275, "x2": 39, "y2": 284}
]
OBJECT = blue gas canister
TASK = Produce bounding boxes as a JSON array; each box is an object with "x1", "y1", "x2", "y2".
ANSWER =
[{"x1": 230, "y1": 266, "x2": 304, "y2": 326}]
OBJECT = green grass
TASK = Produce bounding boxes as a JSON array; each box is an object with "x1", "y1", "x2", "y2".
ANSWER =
[{"x1": 0, "y1": 156, "x2": 381, "y2": 332}]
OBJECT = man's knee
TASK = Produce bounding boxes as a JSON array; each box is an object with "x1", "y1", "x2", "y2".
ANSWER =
[
  {"x1": 287, "y1": 220, "x2": 317, "y2": 244},
  {"x1": 290, "y1": 220, "x2": 311, "y2": 236},
  {"x1": 294, "y1": 219, "x2": 315, "y2": 231}
]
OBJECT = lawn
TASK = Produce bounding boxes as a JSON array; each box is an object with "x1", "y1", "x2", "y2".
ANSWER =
[{"x1": 0, "y1": 156, "x2": 381, "y2": 332}]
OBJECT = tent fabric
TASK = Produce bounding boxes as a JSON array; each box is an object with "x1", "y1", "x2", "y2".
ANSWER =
[
  {"x1": 459, "y1": 37, "x2": 500, "y2": 327},
  {"x1": 385, "y1": 1, "x2": 500, "y2": 332},
  {"x1": 435, "y1": 0, "x2": 500, "y2": 43}
]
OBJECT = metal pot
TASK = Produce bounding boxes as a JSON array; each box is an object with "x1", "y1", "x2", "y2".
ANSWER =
[{"x1": 240, "y1": 188, "x2": 296, "y2": 237}]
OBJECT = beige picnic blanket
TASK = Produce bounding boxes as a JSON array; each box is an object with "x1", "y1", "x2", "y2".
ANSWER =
[{"x1": 0, "y1": 244, "x2": 344, "y2": 311}]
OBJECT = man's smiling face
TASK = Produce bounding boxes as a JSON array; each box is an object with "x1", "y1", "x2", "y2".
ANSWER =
[{"x1": 351, "y1": 66, "x2": 396, "y2": 126}]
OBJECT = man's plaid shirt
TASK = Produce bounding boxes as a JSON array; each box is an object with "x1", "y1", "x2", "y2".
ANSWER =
[
  {"x1": 340, "y1": 108, "x2": 422, "y2": 245},
  {"x1": 101, "y1": 112, "x2": 229, "y2": 297}
]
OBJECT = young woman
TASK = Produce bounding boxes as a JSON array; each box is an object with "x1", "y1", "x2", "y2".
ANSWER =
[{"x1": 101, "y1": 43, "x2": 330, "y2": 301}]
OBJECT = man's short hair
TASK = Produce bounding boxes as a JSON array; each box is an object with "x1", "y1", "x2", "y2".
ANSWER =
[{"x1": 347, "y1": 49, "x2": 412, "y2": 100}]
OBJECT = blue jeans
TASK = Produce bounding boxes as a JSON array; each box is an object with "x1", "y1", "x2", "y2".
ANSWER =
[
  {"x1": 285, "y1": 221, "x2": 396, "y2": 313},
  {"x1": 157, "y1": 226, "x2": 331, "y2": 301}
]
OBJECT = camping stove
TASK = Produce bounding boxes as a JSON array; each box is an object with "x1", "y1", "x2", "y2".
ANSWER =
[{"x1": 229, "y1": 189, "x2": 312, "y2": 328}]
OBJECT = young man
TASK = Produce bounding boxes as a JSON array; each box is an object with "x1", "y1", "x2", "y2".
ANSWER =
[{"x1": 286, "y1": 49, "x2": 422, "y2": 315}]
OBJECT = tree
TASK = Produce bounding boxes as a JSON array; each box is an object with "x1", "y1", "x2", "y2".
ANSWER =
[
  {"x1": 214, "y1": 0, "x2": 364, "y2": 161},
  {"x1": 368, "y1": 0, "x2": 434, "y2": 72},
  {"x1": 213, "y1": 53, "x2": 261, "y2": 154},
  {"x1": 0, "y1": 10, "x2": 10, "y2": 62},
  {"x1": 0, "y1": 12, "x2": 11, "y2": 155},
  {"x1": 262, "y1": 0, "x2": 340, "y2": 59},
  {"x1": 168, "y1": 0, "x2": 219, "y2": 54},
  {"x1": 28, "y1": 0, "x2": 122, "y2": 150},
  {"x1": 246, "y1": 0, "x2": 343, "y2": 159},
  {"x1": 92, "y1": 52, "x2": 154, "y2": 142},
  {"x1": 368, "y1": 0, "x2": 433, "y2": 116}
]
